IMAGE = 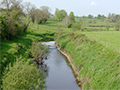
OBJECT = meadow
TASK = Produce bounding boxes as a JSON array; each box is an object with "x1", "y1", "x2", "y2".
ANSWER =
[
  {"x1": 80, "y1": 31, "x2": 120, "y2": 53},
  {"x1": 75, "y1": 17, "x2": 115, "y2": 31}
]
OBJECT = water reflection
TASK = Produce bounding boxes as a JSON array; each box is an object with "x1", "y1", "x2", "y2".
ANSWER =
[{"x1": 40, "y1": 41, "x2": 80, "y2": 90}]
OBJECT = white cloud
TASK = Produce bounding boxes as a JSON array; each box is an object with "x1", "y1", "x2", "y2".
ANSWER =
[{"x1": 91, "y1": 1, "x2": 97, "y2": 6}]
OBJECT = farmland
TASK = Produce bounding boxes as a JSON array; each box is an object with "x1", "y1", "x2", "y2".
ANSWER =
[{"x1": 1, "y1": 1, "x2": 120, "y2": 89}]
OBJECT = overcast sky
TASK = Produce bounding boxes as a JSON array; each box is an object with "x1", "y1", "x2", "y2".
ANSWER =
[{"x1": 23, "y1": 0, "x2": 120, "y2": 16}]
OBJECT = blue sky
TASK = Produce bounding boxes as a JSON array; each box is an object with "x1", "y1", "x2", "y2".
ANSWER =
[{"x1": 23, "y1": 0, "x2": 120, "y2": 16}]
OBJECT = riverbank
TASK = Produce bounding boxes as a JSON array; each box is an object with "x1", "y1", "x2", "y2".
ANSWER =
[
  {"x1": 0, "y1": 20, "x2": 57, "y2": 89},
  {"x1": 56, "y1": 43, "x2": 81, "y2": 87},
  {"x1": 43, "y1": 41, "x2": 80, "y2": 90},
  {"x1": 55, "y1": 33, "x2": 120, "y2": 90}
]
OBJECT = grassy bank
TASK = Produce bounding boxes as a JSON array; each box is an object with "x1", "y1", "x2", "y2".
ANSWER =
[
  {"x1": 56, "y1": 33, "x2": 120, "y2": 90},
  {"x1": 0, "y1": 19, "x2": 58, "y2": 89}
]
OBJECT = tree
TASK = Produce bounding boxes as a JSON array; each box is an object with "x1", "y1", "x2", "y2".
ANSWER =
[
  {"x1": 69, "y1": 11, "x2": 75, "y2": 23},
  {"x1": 88, "y1": 14, "x2": 93, "y2": 18},
  {"x1": 30, "y1": 5, "x2": 36, "y2": 25},
  {"x1": 62, "y1": 15, "x2": 70, "y2": 28},
  {"x1": 114, "y1": 22, "x2": 120, "y2": 31},
  {"x1": 101, "y1": 15, "x2": 106, "y2": 22},
  {"x1": 40, "y1": 6, "x2": 51, "y2": 20},
  {"x1": 35, "y1": 9, "x2": 42, "y2": 29},
  {"x1": 54, "y1": 9, "x2": 67, "y2": 21},
  {"x1": 72, "y1": 19, "x2": 84, "y2": 31},
  {"x1": 24, "y1": 2, "x2": 32, "y2": 24},
  {"x1": 97, "y1": 14, "x2": 101, "y2": 19},
  {"x1": 0, "y1": 0, "x2": 25, "y2": 40},
  {"x1": 54, "y1": 8, "x2": 59, "y2": 20}
]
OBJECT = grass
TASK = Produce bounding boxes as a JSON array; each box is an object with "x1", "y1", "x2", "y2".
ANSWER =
[
  {"x1": 56, "y1": 33, "x2": 120, "y2": 90},
  {"x1": 75, "y1": 17, "x2": 115, "y2": 31},
  {"x1": 80, "y1": 31, "x2": 120, "y2": 53},
  {"x1": 1, "y1": 17, "x2": 120, "y2": 89},
  {"x1": 0, "y1": 19, "x2": 61, "y2": 87}
]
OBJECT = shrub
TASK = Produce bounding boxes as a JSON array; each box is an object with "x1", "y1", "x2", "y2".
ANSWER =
[
  {"x1": 72, "y1": 22, "x2": 84, "y2": 31},
  {"x1": 106, "y1": 24, "x2": 109, "y2": 31},
  {"x1": 114, "y1": 22, "x2": 120, "y2": 31},
  {"x1": 31, "y1": 41, "x2": 49, "y2": 60},
  {"x1": 2, "y1": 57, "x2": 46, "y2": 90},
  {"x1": 88, "y1": 20, "x2": 92, "y2": 23},
  {"x1": 67, "y1": 23, "x2": 72, "y2": 28}
]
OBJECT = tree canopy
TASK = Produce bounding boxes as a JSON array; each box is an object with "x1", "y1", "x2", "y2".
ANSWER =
[
  {"x1": 54, "y1": 9, "x2": 67, "y2": 20},
  {"x1": 69, "y1": 11, "x2": 75, "y2": 23}
]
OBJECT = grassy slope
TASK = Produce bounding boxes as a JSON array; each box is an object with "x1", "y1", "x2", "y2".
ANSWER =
[
  {"x1": 56, "y1": 33, "x2": 120, "y2": 90},
  {"x1": 1, "y1": 19, "x2": 60, "y2": 63},
  {"x1": 0, "y1": 19, "x2": 61, "y2": 85}
]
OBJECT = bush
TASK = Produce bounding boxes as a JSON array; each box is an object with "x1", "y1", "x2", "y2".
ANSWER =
[
  {"x1": 0, "y1": 15, "x2": 25, "y2": 40},
  {"x1": 106, "y1": 24, "x2": 109, "y2": 31},
  {"x1": 31, "y1": 41, "x2": 49, "y2": 60},
  {"x1": 72, "y1": 22, "x2": 84, "y2": 31},
  {"x1": 88, "y1": 20, "x2": 92, "y2": 23},
  {"x1": 114, "y1": 22, "x2": 120, "y2": 31},
  {"x1": 67, "y1": 23, "x2": 72, "y2": 28},
  {"x1": 2, "y1": 57, "x2": 46, "y2": 90}
]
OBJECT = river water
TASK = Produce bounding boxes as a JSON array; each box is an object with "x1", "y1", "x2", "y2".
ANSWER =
[{"x1": 41, "y1": 41, "x2": 80, "y2": 90}]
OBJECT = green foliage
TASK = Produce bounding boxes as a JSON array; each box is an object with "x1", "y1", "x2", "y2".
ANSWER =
[
  {"x1": 1, "y1": 19, "x2": 59, "y2": 87},
  {"x1": 62, "y1": 16, "x2": 70, "y2": 28},
  {"x1": 38, "y1": 18, "x2": 47, "y2": 24},
  {"x1": 88, "y1": 14, "x2": 93, "y2": 18},
  {"x1": 0, "y1": 8, "x2": 25, "y2": 40},
  {"x1": 69, "y1": 12, "x2": 75, "y2": 23},
  {"x1": 67, "y1": 23, "x2": 72, "y2": 28},
  {"x1": 56, "y1": 33, "x2": 120, "y2": 90},
  {"x1": 54, "y1": 8, "x2": 59, "y2": 20},
  {"x1": 54, "y1": 9, "x2": 67, "y2": 20},
  {"x1": 81, "y1": 31, "x2": 120, "y2": 52},
  {"x1": 114, "y1": 22, "x2": 120, "y2": 31},
  {"x1": 93, "y1": 19, "x2": 97, "y2": 24},
  {"x1": 31, "y1": 41, "x2": 49, "y2": 60},
  {"x1": 88, "y1": 20, "x2": 92, "y2": 23},
  {"x1": 2, "y1": 57, "x2": 45, "y2": 90},
  {"x1": 97, "y1": 14, "x2": 101, "y2": 19},
  {"x1": 72, "y1": 21, "x2": 84, "y2": 31},
  {"x1": 83, "y1": 82, "x2": 91, "y2": 90},
  {"x1": 105, "y1": 24, "x2": 109, "y2": 31}
]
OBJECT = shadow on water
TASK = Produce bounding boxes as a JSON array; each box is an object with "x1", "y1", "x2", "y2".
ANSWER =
[{"x1": 40, "y1": 41, "x2": 80, "y2": 90}]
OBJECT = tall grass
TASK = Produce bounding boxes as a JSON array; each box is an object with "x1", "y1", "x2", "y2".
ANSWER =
[{"x1": 56, "y1": 33, "x2": 120, "y2": 90}]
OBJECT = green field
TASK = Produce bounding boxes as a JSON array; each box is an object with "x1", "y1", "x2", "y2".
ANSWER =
[
  {"x1": 79, "y1": 31, "x2": 120, "y2": 53},
  {"x1": 75, "y1": 17, "x2": 115, "y2": 31}
]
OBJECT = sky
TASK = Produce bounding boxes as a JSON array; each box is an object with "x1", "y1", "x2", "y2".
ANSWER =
[{"x1": 23, "y1": 0, "x2": 120, "y2": 17}]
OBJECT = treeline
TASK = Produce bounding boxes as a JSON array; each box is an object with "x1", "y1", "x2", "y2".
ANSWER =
[
  {"x1": 0, "y1": 0, "x2": 51, "y2": 40},
  {"x1": 53, "y1": 9, "x2": 120, "y2": 31},
  {"x1": 87, "y1": 13, "x2": 120, "y2": 23}
]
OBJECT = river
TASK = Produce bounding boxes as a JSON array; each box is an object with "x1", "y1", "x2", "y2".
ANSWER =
[{"x1": 41, "y1": 41, "x2": 80, "y2": 90}]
